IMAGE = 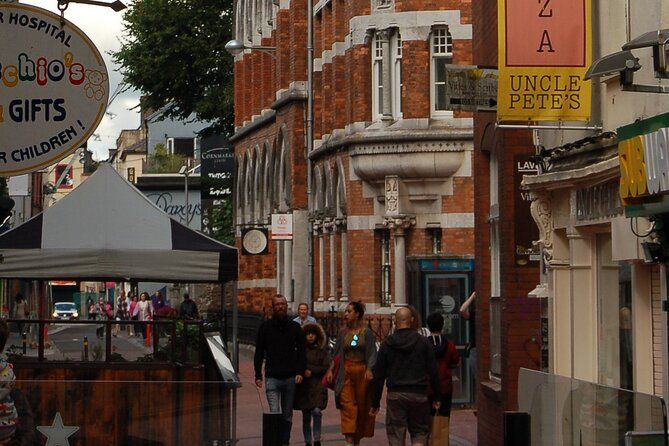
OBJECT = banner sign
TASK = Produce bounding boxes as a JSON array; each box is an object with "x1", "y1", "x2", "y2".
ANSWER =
[
  {"x1": 0, "y1": 4, "x2": 108, "y2": 176},
  {"x1": 497, "y1": 0, "x2": 591, "y2": 121},
  {"x1": 201, "y1": 146, "x2": 234, "y2": 200},
  {"x1": 443, "y1": 65, "x2": 498, "y2": 111},
  {"x1": 618, "y1": 112, "x2": 669, "y2": 206},
  {"x1": 271, "y1": 214, "x2": 293, "y2": 240}
]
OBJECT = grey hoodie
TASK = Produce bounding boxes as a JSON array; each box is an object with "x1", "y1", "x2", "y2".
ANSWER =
[{"x1": 371, "y1": 328, "x2": 441, "y2": 408}]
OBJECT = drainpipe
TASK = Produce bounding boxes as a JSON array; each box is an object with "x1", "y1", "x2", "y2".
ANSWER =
[{"x1": 306, "y1": 0, "x2": 314, "y2": 306}]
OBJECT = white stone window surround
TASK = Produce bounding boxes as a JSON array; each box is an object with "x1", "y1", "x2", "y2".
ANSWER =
[
  {"x1": 430, "y1": 27, "x2": 454, "y2": 118},
  {"x1": 372, "y1": 33, "x2": 385, "y2": 120}
]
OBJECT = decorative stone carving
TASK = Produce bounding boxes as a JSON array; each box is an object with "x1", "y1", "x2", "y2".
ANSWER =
[
  {"x1": 529, "y1": 192, "x2": 553, "y2": 262},
  {"x1": 385, "y1": 176, "x2": 400, "y2": 216},
  {"x1": 376, "y1": 0, "x2": 393, "y2": 9}
]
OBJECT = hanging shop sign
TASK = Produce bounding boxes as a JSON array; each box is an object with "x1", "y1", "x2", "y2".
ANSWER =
[
  {"x1": 201, "y1": 146, "x2": 234, "y2": 200},
  {"x1": 618, "y1": 112, "x2": 669, "y2": 209},
  {"x1": 443, "y1": 65, "x2": 498, "y2": 112},
  {"x1": 0, "y1": 4, "x2": 109, "y2": 176},
  {"x1": 514, "y1": 155, "x2": 541, "y2": 266},
  {"x1": 497, "y1": 0, "x2": 591, "y2": 121},
  {"x1": 271, "y1": 213, "x2": 293, "y2": 240}
]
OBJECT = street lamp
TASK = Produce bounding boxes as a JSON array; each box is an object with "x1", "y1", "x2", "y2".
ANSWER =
[{"x1": 225, "y1": 39, "x2": 276, "y2": 59}]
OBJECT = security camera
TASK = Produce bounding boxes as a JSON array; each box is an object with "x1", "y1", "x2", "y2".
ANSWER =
[
  {"x1": 641, "y1": 241, "x2": 665, "y2": 263},
  {"x1": 623, "y1": 29, "x2": 669, "y2": 78}
]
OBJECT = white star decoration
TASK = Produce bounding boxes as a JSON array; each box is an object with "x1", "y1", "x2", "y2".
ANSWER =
[{"x1": 37, "y1": 412, "x2": 79, "y2": 446}]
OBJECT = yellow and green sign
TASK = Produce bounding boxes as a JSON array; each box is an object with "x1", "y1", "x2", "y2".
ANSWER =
[
  {"x1": 618, "y1": 112, "x2": 669, "y2": 207},
  {"x1": 497, "y1": 0, "x2": 592, "y2": 121}
]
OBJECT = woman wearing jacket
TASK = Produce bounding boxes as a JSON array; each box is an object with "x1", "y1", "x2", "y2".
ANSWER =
[
  {"x1": 325, "y1": 301, "x2": 377, "y2": 446},
  {"x1": 294, "y1": 323, "x2": 330, "y2": 446}
]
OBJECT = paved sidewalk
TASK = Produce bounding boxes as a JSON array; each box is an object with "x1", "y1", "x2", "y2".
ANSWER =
[{"x1": 236, "y1": 348, "x2": 477, "y2": 445}]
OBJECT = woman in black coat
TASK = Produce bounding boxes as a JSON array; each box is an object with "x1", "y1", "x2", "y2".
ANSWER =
[{"x1": 294, "y1": 323, "x2": 330, "y2": 446}]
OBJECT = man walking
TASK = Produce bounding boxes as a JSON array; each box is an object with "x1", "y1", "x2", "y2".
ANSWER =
[
  {"x1": 371, "y1": 307, "x2": 441, "y2": 446},
  {"x1": 178, "y1": 293, "x2": 199, "y2": 319},
  {"x1": 293, "y1": 302, "x2": 317, "y2": 327},
  {"x1": 255, "y1": 295, "x2": 307, "y2": 446}
]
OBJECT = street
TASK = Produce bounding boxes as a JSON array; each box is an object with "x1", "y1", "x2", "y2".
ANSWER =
[{"x1": 235, "y1": 348, "x2": 477, "y2": 446}]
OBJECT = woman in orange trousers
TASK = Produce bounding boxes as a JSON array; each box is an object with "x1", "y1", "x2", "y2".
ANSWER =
[{"x1": 326, "y1": 301, "x2": 378, "y2": 446}]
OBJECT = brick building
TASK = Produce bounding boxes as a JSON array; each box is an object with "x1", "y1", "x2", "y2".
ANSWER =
[
  {"x1": 472, "y1": 1, "x2": 542, "y2": 444},
  {"x1": 231, "y1": 0, "x2": 476, "y2": 403}
]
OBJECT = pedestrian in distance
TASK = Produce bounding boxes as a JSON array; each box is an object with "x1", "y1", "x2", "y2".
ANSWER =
[
  {"x1": 371, "y1": 307, "x2": 441, "y2": 446},
  {"x1": 325, "y1": 301, "x2": 377, "y2": 446},
  {"x1": 112, "y1": 292, "x2": 129, "y2": 337},
  {"x1": 13, "y1": 294, "x2": 28, "y2": 336},
  {"x1": 151, "y1": 290, "x2": 165, "y2": 311},
  {"x1": 127, "y1": 292, "x2": 138, "y2": 336},
  {"x1": 293, "y1": 302, "x2": 317, "y2": 327},
  {"x1": 294, "y1": 323, "x2": 330, "y2": 446},
  {"x1": 137, "y1": 292, "x2": 153, "y2": 339},
  {"x1": 178, "y1": 292, "x2": 199, "y2": 319},
  {"x1": 254, "y1": 295, "x2": 307, "y2": 446},
  {"x1": 425, "y1": 312, "x2": 460, "y2": 446}
]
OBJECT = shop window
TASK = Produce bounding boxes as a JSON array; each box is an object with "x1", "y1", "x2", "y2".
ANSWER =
[
  {"x1": 380, "y1": 230, "x2": 392, "y2": 306},
  {"x1": 430, "y1": 27, "x2": 454, "y2": 117},
  {"x1": 489, "y1": 148, "x2": 502, "y2": 378},
  {"x1": 597, "y1": 234, "x2": 633, "y2": 390}
]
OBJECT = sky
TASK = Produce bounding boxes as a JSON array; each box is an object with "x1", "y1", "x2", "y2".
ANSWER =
[{"x1": 22, "y1": 0, "x2": 141, "y2": 160}]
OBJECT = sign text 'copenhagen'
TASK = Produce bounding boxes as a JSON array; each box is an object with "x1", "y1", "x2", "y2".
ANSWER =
[{"x1": 0, "y1": 4, "x2": 109, "y2": 175}]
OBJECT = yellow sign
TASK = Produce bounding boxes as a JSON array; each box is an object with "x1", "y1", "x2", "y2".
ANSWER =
[
  {"x1": 618, "y1": 113, "x2": 669, "y2": 206},
  {"x1": 497, "y1": 0, "x2": 592, "y2": 121}
]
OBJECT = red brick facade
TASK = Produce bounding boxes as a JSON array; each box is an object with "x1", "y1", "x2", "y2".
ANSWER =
[{"x1": 473, "y1": 1, "x2": 541, "y2": 443}]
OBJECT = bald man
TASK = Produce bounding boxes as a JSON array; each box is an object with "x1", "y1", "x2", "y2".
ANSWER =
[{"x1": 371, "y1": 307, "x2": 441, "y2": 446}]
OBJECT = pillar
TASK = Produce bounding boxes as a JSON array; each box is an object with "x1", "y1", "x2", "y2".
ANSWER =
[
  {"x1": 328, "y1": 220, "x2": 337, "y2": 301},
  {"x1": 340, "y1": 221, "x2": 349, "y2": 302}
]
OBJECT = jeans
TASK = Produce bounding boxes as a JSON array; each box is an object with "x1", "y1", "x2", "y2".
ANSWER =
[
  {"x1": 302, "y1": 408, "x2": 322, "y2": 444},
  {"x1": 265, "y1": 377, "x2": 296, "y2": 445},
  {"x1": 386, "y1": 391, "x2": 431, "y2": 446}
]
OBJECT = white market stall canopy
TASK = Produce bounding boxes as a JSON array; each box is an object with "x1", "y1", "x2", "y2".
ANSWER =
[{"x1": 0, "y1": 164, "x2": 237, "y2": 282}]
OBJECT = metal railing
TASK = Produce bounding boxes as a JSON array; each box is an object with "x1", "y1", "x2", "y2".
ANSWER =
[{"x1": 6, "y1": 318, "x2": 205, "y2": 365}]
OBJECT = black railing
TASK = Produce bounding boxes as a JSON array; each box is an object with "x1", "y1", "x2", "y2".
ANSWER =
[{"x1": 6, "y1": 319, "x2": 205, "y2": 365}]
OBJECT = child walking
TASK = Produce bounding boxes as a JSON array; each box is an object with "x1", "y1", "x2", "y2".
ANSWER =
[
  {"x1": 294, "y1": 323, "x2": 330, "y2": 446},
  {"x1": 426, "y1": 312, "x2": 461, "y2": 446}
]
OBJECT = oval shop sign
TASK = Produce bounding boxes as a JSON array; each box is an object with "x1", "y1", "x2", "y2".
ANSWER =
[{"x1": 0, "y1": 3, "x2": 108, "y2": 175}]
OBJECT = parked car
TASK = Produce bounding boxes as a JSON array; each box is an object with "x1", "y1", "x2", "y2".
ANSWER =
[{"x1": 52, "y1": 302, "x2": 79, "y2": 320}]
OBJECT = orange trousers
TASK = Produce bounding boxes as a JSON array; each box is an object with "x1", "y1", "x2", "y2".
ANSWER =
[{"x1": 339, "y1": 360, "x2": 376, "y2": 441}]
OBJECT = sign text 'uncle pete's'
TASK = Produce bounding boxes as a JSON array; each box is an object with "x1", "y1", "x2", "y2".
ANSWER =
[
  {"x1": 0, "y1": 4, "x2": 108, "y2": 176},
  {"x1": 498, "y1": 0, "x2": 591, "y2": 121}
]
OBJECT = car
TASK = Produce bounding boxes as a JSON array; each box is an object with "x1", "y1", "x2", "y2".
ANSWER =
[{"x1": 52, "y1": 302, "x2": 79, "y2": 320}]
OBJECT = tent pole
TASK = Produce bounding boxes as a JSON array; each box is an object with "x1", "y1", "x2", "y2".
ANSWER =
[{"x1": 231, "y1": 280, "x2": 238, "y2": 445}]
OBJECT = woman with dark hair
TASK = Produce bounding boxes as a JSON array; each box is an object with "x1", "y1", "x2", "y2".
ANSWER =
[{"x1": 326, "y1": 302, "x2": 377, "y2": 446}]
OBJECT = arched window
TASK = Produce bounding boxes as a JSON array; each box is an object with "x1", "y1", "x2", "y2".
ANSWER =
[
  {"x1": 254, "y1": 145, "x2": 263, "y2": 222},
  {"x1": 314, "y1": 166, "x2": 324, "y2": 214},
  {"x1": 325, "y1": 163, "x2": 336, "y2": 215},
  {"x1": 235, "y1": 155, "x2": 245, "y2": 226},
  {"x1": 277, "y1": 127, "x2": 292, "y2": 211},
  {"x1": 336, "y1": 159, "x2": 347, "y2": 217},
  {"x1": 262, "y1": 142, "x2": 272, "y2": 218}
]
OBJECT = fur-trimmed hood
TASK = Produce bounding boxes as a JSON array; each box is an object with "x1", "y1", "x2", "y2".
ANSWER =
[{"x1": 302, "y1": 322, "x2": 327, "y2": 349}]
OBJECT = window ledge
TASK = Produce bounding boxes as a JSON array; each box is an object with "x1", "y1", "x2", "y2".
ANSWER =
[{"x1": 481, "y1": 379, "x2": 502, "y2": 401}]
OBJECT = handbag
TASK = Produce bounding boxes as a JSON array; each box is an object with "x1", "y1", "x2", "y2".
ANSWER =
[
  {"x1": 429, "y1": 415, "x2": 450, "y2": 446},
  {"x1": 321, "y1": 354, "x2": 340, "y2": 390}
]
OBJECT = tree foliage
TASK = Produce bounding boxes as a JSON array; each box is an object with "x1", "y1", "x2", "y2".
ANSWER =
[{"x1": 113, "y1": 0, "x2": 234, "y2": 134}]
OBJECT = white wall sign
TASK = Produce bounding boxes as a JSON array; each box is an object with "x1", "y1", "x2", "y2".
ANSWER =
[
  {"x1": 271, "y1": 213, "x2": 293, "y2": 240},
  {"x1": 0, "y1": 4, "x2": 109, "y2": 176}
]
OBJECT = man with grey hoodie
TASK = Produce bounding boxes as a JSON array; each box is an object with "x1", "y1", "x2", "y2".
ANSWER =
[{"x1": 370, "y1": 307, "x2": 441, "y2": 446}]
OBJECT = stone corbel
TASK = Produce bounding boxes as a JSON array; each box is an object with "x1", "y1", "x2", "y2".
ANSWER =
[
  {"x1": 312, "y1": 218, "x2": 324, "y2": 234},
  {"x1": 383, "y1": 215, "x2": 416, "y2": 234},
  {"x1": 529, "y1": 191, "x2": 553, "y2": 262},
  {"x1": 323, "y1": 217, "x2": 336, "y2": 233},
  {"x1": 334, "y1": 216, "x2": 347, "y2": 230}
]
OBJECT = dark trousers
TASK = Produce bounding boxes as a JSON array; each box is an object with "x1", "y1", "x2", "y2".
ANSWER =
[{"x1": 385, "y1": 391, "x2": 431, "y2": 446}]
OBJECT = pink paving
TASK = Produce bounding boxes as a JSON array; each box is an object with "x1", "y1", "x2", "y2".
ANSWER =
[{"x1": 235, "y1": 349, "x2": 477, "y2": 445}]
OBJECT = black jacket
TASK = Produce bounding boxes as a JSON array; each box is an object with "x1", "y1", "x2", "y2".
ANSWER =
[
  {"x1": 372, "y1": 328, "x2": 441, "y2": 408},
  {"x1": 254, "y1": 317, "x2": 307, "y2": 380}
]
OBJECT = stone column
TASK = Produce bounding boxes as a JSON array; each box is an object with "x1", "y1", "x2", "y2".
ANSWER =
[
  {"x1": 325, "y1": 219, "x2": 337, "y2": 301},
  {"x1": 384, "y1": 216, "x2": 415, "y2": 307},
  {"x1": 378, "y1": 29, "x2": 393, "y2": 120},
  {"x1": 314, "y1": 219, "x2": 325, "y2": 301},
  {"x1": 337, "y1": 218, "x2": 349, "y2": 302}
]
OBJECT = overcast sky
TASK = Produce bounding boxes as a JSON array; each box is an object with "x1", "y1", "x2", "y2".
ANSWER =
[{"x1": 22, "y1": 0, "x2": 141, "y2": 160}]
